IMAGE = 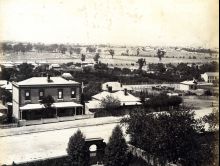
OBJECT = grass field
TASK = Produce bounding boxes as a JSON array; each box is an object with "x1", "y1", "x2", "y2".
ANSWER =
[{"x1": 0, "y1": 46, "x2": 218, "y2": 65}]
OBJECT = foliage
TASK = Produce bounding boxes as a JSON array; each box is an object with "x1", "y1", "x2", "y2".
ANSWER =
[
  {"x1": 66, "y1": 129, "x2": 89, "y2": 166},
  {"x1": 104, "y1": 125, "x2": 128, "y2": 166},
  {"x1": 93, "y1": 53, "x2": 100, "y2": 63},
  {"x1": 121, "y1": 107, "x2": 215, "y2": 166},
  {"x1": 101, "y1": 95, "x2": 121, "y2": 114},
  {"x1": 136, "y1": 58, "x2": 146, "y2": 70},
  {"x1": 202, "y1": 110, "x2": 219, "y2": 131},
  {"x1": 83, "y1": 82, "x2": 101, "y2": 101},
  {"x1": 81, "y1": 54, "x2": 86, "y2": 61},
  {"x1": 157, "y1": 49, "x2": 166, "y2": 60},
  {"x1": 40, "y1": 95, "x2": 55, "y2": 108},
  {"x1": 108, "y1": 49, "x2": 115, "y2": 59},
  {"x1": 17, "y1": 63, "x2": 34, "y2": 81}
]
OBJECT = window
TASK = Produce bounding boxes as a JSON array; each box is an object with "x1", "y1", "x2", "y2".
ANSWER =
[
  {"x1": 58, "y1": 89, "x2": 63, "y2": 99},
  {"x1": 25, "y1": 90, "x2": 31, "y2": 100},
  {"x1": 39, "y1": 89, "x2": 44, "y2": 100},
  {"x1": 71, "y1": 88, "x2": 76, "y2": 98}
]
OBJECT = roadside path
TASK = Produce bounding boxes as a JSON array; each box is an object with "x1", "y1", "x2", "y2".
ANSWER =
[{"x1": 0, "y1": 116, "x2": 122, "y2": 137}]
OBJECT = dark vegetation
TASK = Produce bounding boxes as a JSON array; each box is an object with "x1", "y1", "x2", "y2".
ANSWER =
[{"x1": 121, "y1": 107, "x2": 219, "y2": 166}]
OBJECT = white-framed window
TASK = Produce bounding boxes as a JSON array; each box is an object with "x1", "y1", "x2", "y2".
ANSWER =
[
  {"x1": 39, "y1": 89, "x2": 44, "y2": 100},
  {"x1": 58, "y1": 89, "x2": 63, "y2": 99},
  {"x1": 25, "y1": 90, "x2": 31, "y2": 100},
  {"x1": 71, "y1": 88, "x2": 76, "y2": 98}
]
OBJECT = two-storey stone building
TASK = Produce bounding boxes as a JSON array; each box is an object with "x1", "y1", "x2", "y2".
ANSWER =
[{"x1": 12, "y1": 76, "x2": 83, "y2": 121}]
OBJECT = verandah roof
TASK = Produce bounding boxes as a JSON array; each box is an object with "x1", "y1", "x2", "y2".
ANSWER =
[{"x1": 20, "y1": 102, "x2": 83, "y2": 110}]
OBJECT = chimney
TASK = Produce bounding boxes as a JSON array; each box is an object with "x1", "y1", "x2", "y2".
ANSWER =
[
  {"x1": 124, "y1": 88, "x2": 128, "y2": 96},
  {"x1": 120, "y1": 83, "x2": 123, "y2": 87},
  {"x1": 47, "y1": 74, "x2": 51, "y2": 82}
]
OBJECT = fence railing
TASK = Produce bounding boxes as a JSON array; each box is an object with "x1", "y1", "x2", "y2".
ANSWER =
[{"x1": 128, "y1": 144, "x2": 179, "y2": 166}]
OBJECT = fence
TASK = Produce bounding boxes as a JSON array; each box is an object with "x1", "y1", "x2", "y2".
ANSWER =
[{"x1": 128, "y1": 144, "x2": 179, "y2": 166}]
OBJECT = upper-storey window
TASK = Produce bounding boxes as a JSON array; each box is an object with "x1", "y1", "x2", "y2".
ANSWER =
[
  {"x1": 25, "y1": 90, "x2": 31, "y2": 100},
  {"x1": 71, "y1": 88, "x2": 76, "y2": 98},
  {"x1": 58, "y1": 89, "x2": 63, "y2": 99},
  {"x1": 39, "y1": 89, "x2": 44, "y2": 100}
]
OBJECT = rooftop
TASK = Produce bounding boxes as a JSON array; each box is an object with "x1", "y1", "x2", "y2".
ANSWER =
[
  {"x1": 102, "y1": 82, "x2": 132, "y2": 91},
  {"x1": 203, "y1": 72, "x2": 219, "y2": 77},
  {"x1": 92, "y1": 90, "x2": 141, "y2": 104},
  {"x1": 14, "y1": 77, "x2": 80, "y2": 87}
]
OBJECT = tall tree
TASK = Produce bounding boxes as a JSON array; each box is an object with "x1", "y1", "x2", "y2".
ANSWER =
[
  {"x1": 93, "y1": 53, "x2": 100, "y2": 63},
  {"x1": 108, "y1": 49, "x2": 115, "y2": 59},
  {"x1": 81, "y1": 54, "x2": 86, "y2": 62},
  {"x1": 136, "y1": 58, "x2": 146, "y2": 70},
  {"x1": 136, "y1": 48, "x2": 140, "y2": 56},
  {"x1": 67, "y1": 129, "x2": 89, "y2": 166},
  {"x1": 105, "y1": 125, "x2": 128, "y2": 166}
]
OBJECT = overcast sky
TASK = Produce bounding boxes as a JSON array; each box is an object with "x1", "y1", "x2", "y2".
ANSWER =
[{"x1": 0, "y1": 0, "x2": 219, "y2": 47}]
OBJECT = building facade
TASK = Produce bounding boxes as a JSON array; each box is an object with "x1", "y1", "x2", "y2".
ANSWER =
[
  {"x1": 201, "y1": 72, "x2": 219, "y2": 83},
  {"x1": 12, "y1": 76, "x2": 83, "y2": 121}
]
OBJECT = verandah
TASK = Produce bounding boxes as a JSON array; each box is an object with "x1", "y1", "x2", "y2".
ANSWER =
[{"x1": 21, "y1": 107, "x2": 83, "y2": 120}]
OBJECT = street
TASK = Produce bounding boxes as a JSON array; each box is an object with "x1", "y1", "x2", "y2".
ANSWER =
[{"x1": 0, "y1": 122, "x2": 128, "y2": 165}]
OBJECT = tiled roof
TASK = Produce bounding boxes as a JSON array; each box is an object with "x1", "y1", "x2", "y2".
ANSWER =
[{"x1": 15, "y1": 77, "x2": 79, "y2": 86}]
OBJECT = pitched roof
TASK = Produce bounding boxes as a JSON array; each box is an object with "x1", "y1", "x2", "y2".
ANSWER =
[
  {"x1": 15, "y1": 77, "x2": 80, "y2": 86},
  {"x1": 102, "y1": 82, "x2": 132, "y2": 91},
  {"x1": 204, "y1": 72, "x2": 219, "y2": 77},
  {"x1": 92, "y1": 90, "x2": 141, "y2": 104}
]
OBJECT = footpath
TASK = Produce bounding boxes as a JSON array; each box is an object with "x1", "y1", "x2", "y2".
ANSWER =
[{"x1": 0, "y1": 116, "x2": 122, "y2": 137}]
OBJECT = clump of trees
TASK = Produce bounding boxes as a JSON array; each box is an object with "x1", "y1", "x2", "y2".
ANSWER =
[
  {"x1": 104, "y1": 125, "x2": 129, "y2": 166},
  {"x1": 121, "y1": 107, "x2": 215, "y2": 166},
  {"x1": 67, "y1": 129, "x2": 90, "y2": 166}
]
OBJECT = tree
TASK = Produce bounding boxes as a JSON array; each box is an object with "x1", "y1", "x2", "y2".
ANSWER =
[
  {"x1": 122, "y1": 107, "x2": 212, "y2": 166},
  {"x1": 136, "y1": 58, "x2": 146, "y2": 70},
  {"x1": 93, "y1": 53, "x2": 100, "y2": 63},
  {"x1": 101, "y1": 95, "x2": 121, "y2": 115},
  {"x1": 67, "y1": 129, "x2": 89, "y2": 166},
  {"x1": 108, "y1": 49, "x2": 115, "y2": 59},
  {"x1": 105, "y1": 125, "x2": 128, "y2": 166},
  {"x1": 136, "y1": 48, "x2": 140, "y2": 56},
  {"x1": 40, "y1": 95, "x2": 55, "y2": 108},
  {"x1": 17, "y1": 63, "x2": 34, "y2": 80},
  {"x1": 157, "y1": 49, "x2": 166, "y2": 61},
  {"x1": 81, "y1": 54, "x2": 86, "y2": 62}
]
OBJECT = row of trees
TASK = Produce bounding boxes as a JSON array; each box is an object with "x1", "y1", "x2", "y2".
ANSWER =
[{"x1": 67, "y1": 125, "x2": 128, "y2": 166}]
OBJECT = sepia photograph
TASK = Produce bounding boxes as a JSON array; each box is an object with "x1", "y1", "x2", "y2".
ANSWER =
[{"x1": 0, "y1": 0, "x2": 219, "y2": 165}]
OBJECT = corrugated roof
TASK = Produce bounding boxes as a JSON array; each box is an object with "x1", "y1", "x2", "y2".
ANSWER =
[{"x1": 15, "y1": 77, "x2": 79, "y2": 86}]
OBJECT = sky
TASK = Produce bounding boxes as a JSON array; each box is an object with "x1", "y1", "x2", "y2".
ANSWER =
[{"x1": 0, "y1": 0, "x2": 219, "y2": 47}]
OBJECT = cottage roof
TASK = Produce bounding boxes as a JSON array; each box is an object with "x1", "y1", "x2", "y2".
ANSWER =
[
  {"x1": 102, "y1": 82, "x2": 132, "y2": 91},
  {"x1": 15, "y1": 77, "x2": 79, "y2": 86},
  {"x1": 92, "y1": 90, "x2": 141, "y2": 104}
]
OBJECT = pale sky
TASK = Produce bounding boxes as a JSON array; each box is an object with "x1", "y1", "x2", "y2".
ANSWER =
[{"x1": 0, "y1": 0, "x2": 219, "y2": 47}]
